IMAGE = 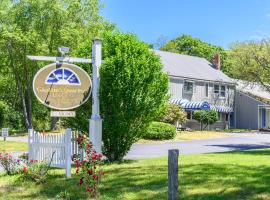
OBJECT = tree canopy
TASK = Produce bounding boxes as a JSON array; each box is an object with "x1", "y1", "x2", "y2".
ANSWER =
[
  {"x1": 229, "y1": 40, "x2": 270, "y2": 91},
  {"x1": 0, "y1": 0, "x2": 113, "y2": 130}
]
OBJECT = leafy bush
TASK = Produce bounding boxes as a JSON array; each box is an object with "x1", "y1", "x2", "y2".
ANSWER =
[
  {"x1": 19, "y1": 152, "x2": 54, "y2": 183},
  {"x1": 0, "y1": 153, "x2": 20, "y2": 175},
  {"x1": 55, "y1": 190, "x2": 71, "y2": 200},
  {"x1": 100, "y1": 32, "x2": 169, "y2": 161},
  {"x1": 193, "y1": 110, "x2": 218, "y2": 130},
  {"x1": 160, "y1": 103, "x2": 187, "y2": 125},
  {"x1": 19, "y1": 159, "x2": 51, "y2": 183},
  {"x1": 143, "y1": 122, "x2": 176, "y2": 140},
  {"x1": 0, "y1": 101, "x2": 24, "y2": 131},
  {"x1": 18, "y1": 152, "x2": 28, "y2": 160}
]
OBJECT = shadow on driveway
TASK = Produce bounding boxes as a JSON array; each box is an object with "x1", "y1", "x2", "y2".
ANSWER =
[{"x1": 205, "y1": 143, "x2": 270, "y2": 151}]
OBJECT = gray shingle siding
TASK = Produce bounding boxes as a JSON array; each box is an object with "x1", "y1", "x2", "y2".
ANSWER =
[{"x1": 235, "y1": 91, "x2": 266, "y2": 129}]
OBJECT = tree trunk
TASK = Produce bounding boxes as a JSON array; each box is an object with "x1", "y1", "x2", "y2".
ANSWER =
[
  {"x1": 7, "y1": 42, "x2": 32, "y2": 129},
  {"x1": 51, "y1": 117, "x2": 59, "y2": 130},
  {"x1": 24, "y1": 45, "x2": 33, "y2": 129}
]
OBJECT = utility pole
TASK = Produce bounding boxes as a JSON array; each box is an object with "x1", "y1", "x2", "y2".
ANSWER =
[{"x1": 89, "y1": 39, "x2": 102, "y2": 154}]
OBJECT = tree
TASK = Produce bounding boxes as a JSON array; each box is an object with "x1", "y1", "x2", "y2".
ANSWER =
[
  {"x1": 0, "y1": 0, "x2": 113, "y2": 130},
  {"x1": 161, "y1": 35, "x2": 232, "y2": 74},
  {"x1": 100, "y1": 32, "x2": 169, "y2": 161},
  {"x1": 193, "y1": 110, "x2": 218, "y2": 131},
  {"x1": 229, "y1": 40, "x2": 270, "y2": 91},
  {"x1": 160, "y1": 104, "x2": 187, "y2": 126},
  {"x1": 0, "y1": 101, "x2": 5, "y2": 128}
]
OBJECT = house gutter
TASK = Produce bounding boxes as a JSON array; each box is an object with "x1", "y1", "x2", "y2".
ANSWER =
[{"x1": 168, "y1": 74, "x2": 236, "y2": 86}]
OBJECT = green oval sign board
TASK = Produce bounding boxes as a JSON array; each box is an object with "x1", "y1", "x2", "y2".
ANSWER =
[{"x1": 33, "y1": 63, "x2": 92, "y2": 110}]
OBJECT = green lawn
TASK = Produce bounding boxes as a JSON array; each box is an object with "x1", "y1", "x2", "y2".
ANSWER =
[
  {"x1": 0, "y1": 141, "x2": 28, "y2": 152},
  {"x1": 138, "y1": 131, "x2": 228, "y2": 144},
  {"x1": 0, "y1": 149, "x2": 270, "y2": 199}
]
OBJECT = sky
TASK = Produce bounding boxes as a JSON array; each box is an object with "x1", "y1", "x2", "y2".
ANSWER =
[{"x1": 101, "y1": 0, "x2": 270, "y2": 49}]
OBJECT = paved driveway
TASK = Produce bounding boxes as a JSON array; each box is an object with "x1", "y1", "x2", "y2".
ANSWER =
[
  {"x1": 2, "y1": 133, "x2": 270, "y2": 160},
  {"x1": 125, "y1": 132, "x2": 270, "y2": 159}
]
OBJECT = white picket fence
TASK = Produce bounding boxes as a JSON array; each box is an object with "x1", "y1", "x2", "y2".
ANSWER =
[{"x1": 28, "y1": 128, "x2": 80, "y2": 177}]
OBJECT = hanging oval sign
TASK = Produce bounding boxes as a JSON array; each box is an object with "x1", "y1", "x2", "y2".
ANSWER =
[{"x1": 33, "y1": 63, "x2": 92, "y2": 110}]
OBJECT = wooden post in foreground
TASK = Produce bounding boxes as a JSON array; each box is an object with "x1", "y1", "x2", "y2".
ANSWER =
[{"x1": 168, "y1": 149, "x2": 179, "y2": 200}]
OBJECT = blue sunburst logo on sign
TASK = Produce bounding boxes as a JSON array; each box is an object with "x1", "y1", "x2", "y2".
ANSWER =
[{"x1": 45, "y1": 68, "x2": 81, "y2": 85}]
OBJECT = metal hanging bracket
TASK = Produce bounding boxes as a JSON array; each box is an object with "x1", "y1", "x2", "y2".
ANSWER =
[{"x1": 27, "y1": 46, "x2": 92, "y2": 64}]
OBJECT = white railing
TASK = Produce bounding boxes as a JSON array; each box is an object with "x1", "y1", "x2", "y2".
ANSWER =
[{"x1": 28, "y1": 128, "x2": 80, "y2": 177}]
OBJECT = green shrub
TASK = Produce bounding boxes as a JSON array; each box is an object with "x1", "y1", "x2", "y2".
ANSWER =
[
  {"x1": 193, "y1": 110, "x2": 218, "y2": 130},
  {"x1": 143, "y1": 122, "x2": 176, "y2": 140},
  {"x1": 160, "y1": 103, "x2": 187, "y2": 125},
  {"x1": 100, "y1": 32, "x2": 169, "y2": 161}
]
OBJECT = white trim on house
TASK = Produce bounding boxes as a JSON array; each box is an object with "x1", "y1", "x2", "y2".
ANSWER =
[
  {"x1": 204, "y1": 82, "x2": 209, "y2": 97},
  {"x1": 169, "y1": 75, "x2": 236, "y2": 86}
]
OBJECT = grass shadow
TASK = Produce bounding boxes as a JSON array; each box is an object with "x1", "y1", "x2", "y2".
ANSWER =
[{"x1": 2, "y1": 149, "x2": 270, "y2": 199}]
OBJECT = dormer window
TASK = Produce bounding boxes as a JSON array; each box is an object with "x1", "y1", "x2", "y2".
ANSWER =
[{"x1": 184, "y1": 81, "x2": 194, "y2": 93}]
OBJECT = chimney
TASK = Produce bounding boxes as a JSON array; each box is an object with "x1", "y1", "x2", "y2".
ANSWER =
[{"x1": 212, "y1": 53, "x2": 221, "y2": 70}]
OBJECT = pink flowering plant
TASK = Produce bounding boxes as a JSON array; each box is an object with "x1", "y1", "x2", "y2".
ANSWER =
[
  {"x1": 0, "y1": 152, "x2": 20, "y2": 175},
  {"x1": 18, "y1": 152, "x2": 54, "y2": 183},
  {"x1": 19, "y1": 159, "x2": 50, "y2": 183},
  {"x1": 72, "y1": 134, "x2": 104, "y2": 199}
]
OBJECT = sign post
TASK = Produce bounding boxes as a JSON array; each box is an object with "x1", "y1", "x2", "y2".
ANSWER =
[
  {"x1": 28, "y1": 45, "x2": 103, "y2": 178},
  {"x1": 29, "y1": 41, "x2": 103, "y2": 154},
  {"x1": 89, "y1": 39, "x2": 102, "y2": 154}
]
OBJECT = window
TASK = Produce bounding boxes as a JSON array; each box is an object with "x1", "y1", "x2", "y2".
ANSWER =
[
  {"x1": 220, "y1": 85, "x2": 226, "y2": 97},
  {"x1": 205, "y1": 83, "x2": 209, "y2": 97},
  {"x1": 225, "y1": 113, "x2": 229, "y2": 121},
  {"x1": 184, "y1": 81, "x2": 194, "y2": 93},
  {"x1": 187, "y1": 111, "x2": 192, "y2": 120},
  {"x1": 214, "y1": 85, "x2": 219, "y2": 94}
]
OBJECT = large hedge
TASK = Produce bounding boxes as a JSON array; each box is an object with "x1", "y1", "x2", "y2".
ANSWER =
[
  {"x1": 143, "y1": 122, "x2": 176, "y2": 140},
  {"x1": 100, "y1": 32, "x2": 169, "y2": 161}
]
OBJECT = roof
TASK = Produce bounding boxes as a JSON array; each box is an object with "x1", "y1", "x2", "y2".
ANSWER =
[
  {"x1": 154, "y1": 50, "x2": 234, "y2": 84},
  {"x1": 234, "y1": 79, "x2": 270, "y2": 104}
]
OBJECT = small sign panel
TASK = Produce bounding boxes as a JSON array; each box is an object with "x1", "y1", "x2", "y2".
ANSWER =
[
  {"x1": 201, "y1": 102, "x2": 210, "y2": 110},
  {"x1": 1, "y1": 128, "x2": 9, "y2": 137},
  {"x1": 33, "y1": 63, "x2": 92, "y2": 110},
  {"x1": 50, "y1": 111, "x2": 76, "y2": 117}
]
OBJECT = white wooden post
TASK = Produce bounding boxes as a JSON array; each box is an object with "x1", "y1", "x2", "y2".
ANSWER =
[
  {"x1": 65, "y1": 128, "x2": 72, "y2": 178},
  {"x1": 28, "y1": 129, "x2": 34, "y2": 160},
  {"x1": 89, "y1": 39, "x2": 102, "y2": 154}
]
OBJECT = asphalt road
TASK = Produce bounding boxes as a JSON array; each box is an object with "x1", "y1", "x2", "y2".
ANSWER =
[
  {"x1": 125, "y1": 132, "x2": 270, "y2": 159},
  {"x1": 2, "y1": 132, "x2": 270, "y2": 160}
]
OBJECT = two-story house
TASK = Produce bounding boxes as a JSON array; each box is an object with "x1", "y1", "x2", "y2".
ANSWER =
[{"x1": 155, "y1": 50, "x2": 236, "y2": 130}]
